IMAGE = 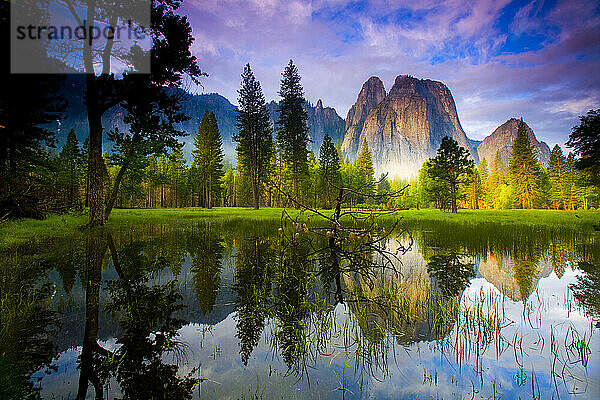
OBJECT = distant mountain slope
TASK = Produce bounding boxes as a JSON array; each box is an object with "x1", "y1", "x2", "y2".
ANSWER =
[
  {"x1": 52, "y1": 76, "x2": 344, "y2": 163},
  {"x1": 267, "y1": 99, "x2": 345, "y2": 154},
  {"x1": 477, "y1": 118, "x2": 551, "y2": 167},
  {"x1": 51, "y1": 76, "x2": 238, "y2": 163}
]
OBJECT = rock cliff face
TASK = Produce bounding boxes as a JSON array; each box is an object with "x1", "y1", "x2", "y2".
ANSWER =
[
  {"x1": 306, "y1": 99, "x2": 346, "y2": 151},
  {"x1": 343, "y1": 76, "x2": 387, "y2": 157},
  {"x1": 342, "y1": 75, "x2": 477, "y2": 178},
  {"x1": 477, "y1": 118, "x2": 551, "y2": 167}
]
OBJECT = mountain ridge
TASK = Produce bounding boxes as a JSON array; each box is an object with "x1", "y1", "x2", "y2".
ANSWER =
[
  {"x1": 51, "y1": 76, "x2": 345, "y2": 164},
  {"x1": 477, "y1": 118, "x2": 551, "y2": 167}
]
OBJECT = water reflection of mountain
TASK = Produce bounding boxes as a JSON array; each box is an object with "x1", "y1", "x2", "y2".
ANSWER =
[{"x1": 478, "y1": 253, "x2": 554, "y2": 301}]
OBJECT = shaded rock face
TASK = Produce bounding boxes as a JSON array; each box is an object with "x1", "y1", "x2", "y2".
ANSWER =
[
  {"x1": 342, "y1": 75, "x2": 477, "y2": 179},
  {"x1": 342, "y1": 76, "x2": 387, "y2": 158},
  {"x1": 307, "y1": 99, "x2": 346, "y2": 152},
  {"x1": 477, "y1": 118, "x2": 551, "y2": 167},
  {"x1": 267, "y1": 99, "x2": 345, "y2": 154}
]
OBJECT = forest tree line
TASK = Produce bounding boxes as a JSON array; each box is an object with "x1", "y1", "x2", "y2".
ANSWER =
[{"x1": 1, "y1": 59, "x2": 599, "y2": 218}]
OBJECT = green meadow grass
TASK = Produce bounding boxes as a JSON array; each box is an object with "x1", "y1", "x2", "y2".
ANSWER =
[
  {"x1": 1, "y1": 207, "x2": 598, "y2": 250},
  {"x1": 393, "y1": 208, "x2": 600, "y2": 227}
]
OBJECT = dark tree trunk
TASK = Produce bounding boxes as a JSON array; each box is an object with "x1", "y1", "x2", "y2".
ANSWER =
[
  {"x1": 251, "y1": 170, "x2": 259, "y2": 210},
  {"x1": 86, "y1": 85, "x2": 105, "y2": 225},
  {"x1": 77, "y1": 232, "x2": 105, "y2": 399},
  {"x1": 105, "y1": 161, "x2": 129, "y2": 220},
  {"x1": 451, "y1": 180, "x2": 457, "y2": 213}
]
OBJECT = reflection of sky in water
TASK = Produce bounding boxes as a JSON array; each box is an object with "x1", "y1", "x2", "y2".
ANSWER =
[{"x1": 34, "y1": 262, "x2": 599, "y2": 400}]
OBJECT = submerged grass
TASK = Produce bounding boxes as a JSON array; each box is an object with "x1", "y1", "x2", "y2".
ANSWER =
[{"x1": 1, "y1": 207, "x2": 598, "y2": 250}]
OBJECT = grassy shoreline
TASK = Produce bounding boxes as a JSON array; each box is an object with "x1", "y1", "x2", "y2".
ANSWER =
[{"x1": 1, "y1": 207, "x2": 598, "y2": 249}]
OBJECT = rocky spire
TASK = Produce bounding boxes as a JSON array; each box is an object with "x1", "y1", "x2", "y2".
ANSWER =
[{"x1": 342, "y1": 76, "x2": 386, "y2": 158}]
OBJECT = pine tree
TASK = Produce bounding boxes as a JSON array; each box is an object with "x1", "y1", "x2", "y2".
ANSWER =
[
  {"x1": 59, "y1": 129, "x2": 81, "y2": 209},
  {"x1": 547, "y1": 145, "x2": 566, "y2": 209},
  {"x1": 220, "y1": 164, "x2": 236, "y2": 207},
  {"x1": 428, "y1": 136, "x2": 474, "y2": 213},
  {"x1": 276, "y1": 60, "x2": 309, "y2": 199},
  {"x1": 318, "y1": 134, "x2": 340, "y2": 208},
  {"x1": 464, "y1": 167, "x2": 483, "y2": 209},
  {"x1": 234, "y1": 64, "x2": 274, "y2": 209},
  {"x1": 193, "y1": 111, "x2": 224, "y2": 208},
  {"x1": 567, "y1": 109, "x2": 600, "y2": 186},
  {"x1": 478, "y1": 157, "x2": 489, "y2": 208},
  {"x1": 564, "y1": 152, "x2": 578, "y2": 210},
  {"x1": 167, "y1": 145, "x2": 187, "y2": 207},
  {"x1": 355, "y1": 139, "x2": 374, "y2": 187},
  {"x1": 508, "y1": 119, "x2": 540, "y2": 209},
  {"x1": 487, "y1": 152, "x2": 506, "y2": 209},
  {"x1": 419, "y1": 160, "x2": 451, "y2": 210}
]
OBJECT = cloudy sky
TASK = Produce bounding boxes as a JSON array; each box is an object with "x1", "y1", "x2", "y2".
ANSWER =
[{"x1": 181, "y1": 0, "x2": 599, "y2": 147}]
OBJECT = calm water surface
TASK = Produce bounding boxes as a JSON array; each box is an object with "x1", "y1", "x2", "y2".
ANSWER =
[{"x1": 1, "y1": 217, "x2": 599, "y2": 399}]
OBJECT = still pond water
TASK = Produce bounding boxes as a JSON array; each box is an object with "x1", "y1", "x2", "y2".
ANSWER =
[{"x1": 1, "y1": 217, "x2": 599, "y2": 399}]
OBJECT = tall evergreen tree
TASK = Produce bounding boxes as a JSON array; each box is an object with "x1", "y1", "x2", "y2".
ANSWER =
[
  {"x1": 193, "y1": 111, "x2": 224, "y2": 208},
  {"x1": 478, "y1": 157, "x2": 489, "y2": 208},
  {"x1": 547, "y1": 144, "x2": 566, "y2": 209},
  {"x1": 564, "y1": 152, "x2": 578, "y2": 210},
  {"x1": 428, "y1": 136, "x2": 474, "y2": 213},
  {"x1": 487, "y1": 152, "x2": 507, "y2": 209},
  {"x1": 59, "y1": 129, "x2": 82, "y2": 209},
  {"x1": 355, "y1": 139, "x2": 374, "y2": 188},
  {"x1": 276, "y1": 60, "x2": 309, "y2": 199},
  {"x1": 508, "y1": 119, "x2": 540, "y2": 209},
  {"x1": 567, "y1": 109, "x2": 600, "y2": 186},
  {"x1": 167, "y1": 145, "x2": 187, "y2": 207},
  {"x1": 318, "y1": 134, "x2": 340, "y2": 208},
  {"x1": 234, "y1": 64, "x2": 273, "y2": 209}
]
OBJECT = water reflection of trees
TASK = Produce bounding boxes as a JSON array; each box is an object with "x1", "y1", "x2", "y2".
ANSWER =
[
  {"x1": 3, "y1": 218, "x2": 599, "y2": 398},
  {"x1": 412, "y1": 221, "x2": 600, "y2": 302},
  {"x1": 234, "y1": 236, "x2": 274, "y2": 365},
  {"x1": 75, "y1": 233, "x2": 197, "y2": 399},
  {"x1": 189, "y1": 224, "x2": 224, "y2": 314},
  {"x1": 571, "y1": 261, "x2": 600, "y2": 327}
]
